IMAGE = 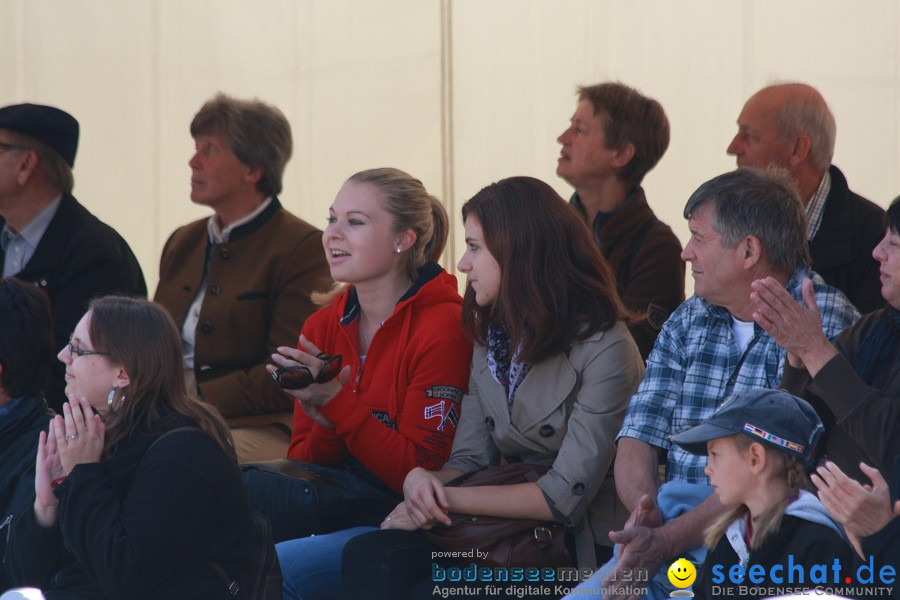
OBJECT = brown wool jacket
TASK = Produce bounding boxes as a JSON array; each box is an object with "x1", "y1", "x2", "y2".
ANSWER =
[
  {"x1": 154, "y1": 198, "x2": 332, "y2": 429},
  {"x1": 572, "y1": 188, "x2": 685, "y2": 360},
  {"x1": 781, "y1": 306, "x2": 900, "y2": 484}
]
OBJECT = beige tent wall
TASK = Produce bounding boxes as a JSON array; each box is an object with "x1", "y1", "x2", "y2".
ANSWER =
[{"x1": 2, "y1": 0, "x2": 898, "y2": 297}]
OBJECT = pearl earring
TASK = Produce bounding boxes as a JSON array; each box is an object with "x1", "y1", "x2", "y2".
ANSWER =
[{"x1": 395, "y1": 247, "x2": 402, "y2": 253}]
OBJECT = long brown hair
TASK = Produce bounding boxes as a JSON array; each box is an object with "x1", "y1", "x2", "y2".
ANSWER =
[
  {"x1": 704, "y1": 435, "x2": 811, "y2": 550},
  {"x1": 460, "y1": 176, "x2": 630, "y2": 364},
  {"x1": 87, "y1": 296, "x2": 237, "y2": 466}
]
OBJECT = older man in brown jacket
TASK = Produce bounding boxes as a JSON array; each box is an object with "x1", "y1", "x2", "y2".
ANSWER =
[{"x1": 155, "y1": 94, "x2": 331, "y2": 462}]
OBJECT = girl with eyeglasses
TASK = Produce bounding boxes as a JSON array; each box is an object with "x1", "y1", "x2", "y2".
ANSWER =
[
  {"x1": 3, "y1": 297, "x2": 254, "y2": 598},
  {"x1": 262, "y1": 168, "x2": 472, "y2": 600}
]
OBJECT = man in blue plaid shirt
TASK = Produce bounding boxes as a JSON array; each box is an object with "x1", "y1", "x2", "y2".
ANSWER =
[{"x1": 567, "y1": 168, "x2": 858, "y2": 600}]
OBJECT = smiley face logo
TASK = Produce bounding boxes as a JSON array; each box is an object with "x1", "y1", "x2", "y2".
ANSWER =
[{"x1": 667, "y1": 558, "x2": 696, "y2": 589}]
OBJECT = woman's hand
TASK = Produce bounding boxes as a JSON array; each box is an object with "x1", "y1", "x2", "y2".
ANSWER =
[
  {"x1": 380, "y1": 501, "x2": 423, "y2": 531},
  {"x1": 812, "y1": 461, "x2": 900, "y2": 558},
  {"x1": 297, "y1": 400, "x2": 335, "y2": 430},
  {"x1": 34, "y1": 422, "x2": 66, "y2": 527},
  {"x1": 55, "y1": 396, "x2": 105, "y2": 474},
  {"x1": 403, "y1": 467, "x2": 452, "y2": 528},
  {"x1": 267, "y1": 335, "x2": 350, "y2": 408}
]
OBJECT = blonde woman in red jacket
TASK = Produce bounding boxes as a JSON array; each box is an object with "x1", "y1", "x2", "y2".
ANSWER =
[{"x1": 265, "y1": 168, "x2": 472, "y2": 600}]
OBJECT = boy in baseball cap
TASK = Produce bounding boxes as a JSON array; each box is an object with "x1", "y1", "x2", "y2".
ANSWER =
[{"x1": 671, "y1": 389, "x2": 854, "y2": 599}]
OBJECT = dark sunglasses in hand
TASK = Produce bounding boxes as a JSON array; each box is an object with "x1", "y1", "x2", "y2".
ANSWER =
[{"x1": 272, "y1": 354, "x2": 342, "y2": 390}]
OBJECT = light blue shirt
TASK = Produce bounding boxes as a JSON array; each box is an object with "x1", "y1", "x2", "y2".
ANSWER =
[{"x1": 1, "y1": 195, "x2": 62, "y2": 277}]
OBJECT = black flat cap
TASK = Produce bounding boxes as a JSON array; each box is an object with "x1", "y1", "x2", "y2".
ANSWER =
[{"x1": 0, "y1": 103, "x2": 79, "y2": 167}]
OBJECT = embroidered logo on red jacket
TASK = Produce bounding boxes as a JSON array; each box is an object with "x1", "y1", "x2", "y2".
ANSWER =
[{"x1": 424, "y1": 385, "x2": 463, "y2": 431}]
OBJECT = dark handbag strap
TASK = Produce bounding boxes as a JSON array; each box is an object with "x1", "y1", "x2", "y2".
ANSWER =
[
  {"x1": 148, "y1": 427, "x2": 243, "y2": 596},
  {"x1": 210, "y1": 561, "x2": 241, "y2": 597},
  {"x1": 146, "y1": 426, "x2": 202, "y2": 451},
  {"x1": 446, "y1": 463, "x2": 549, "y2": 488}
]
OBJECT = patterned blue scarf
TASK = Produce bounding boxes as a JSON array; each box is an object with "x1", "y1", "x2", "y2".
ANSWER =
[
  {"x1": 486, "y1": 323, "x2": 531, "y2": 411},
  {"x1": 852, "y1": 307, "x2": 900, "y2": 385}
]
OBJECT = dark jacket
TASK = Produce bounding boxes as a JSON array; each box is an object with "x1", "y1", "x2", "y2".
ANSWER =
[
  {"x1": 0, "y1": 194, "x2": 147, "y2": 412},
  {"x1": 4, "y1": 418, "x2": 253, "y2": 599},
  {"x1": 0, "y1": 394, "x2": 51, "y2": 591},
  {"x1": 572, "y1": 188, "x2": 685, "y2": 359},
  {"x1": 781, "y1": 307, "x2": 900, "y2": 483},
  {"x1": 859, "y1": 455, "x2": 900, "y2": 600},
  {"x1": 809, "y1": 165, "x2": 886, "y2": 314},
  {"x1": 154, "y1": 198, "x2": 331, "y2": 429},
  {"x1": 695, "y1": 515, "x2": 854, "y2": 600}
]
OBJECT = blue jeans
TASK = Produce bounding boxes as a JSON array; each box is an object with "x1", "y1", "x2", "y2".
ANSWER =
[
  {"x1": 277, "y1": 525, "x2": 378, "y2": 600},
  {"x1": 241, "y1": 459, "x2": 398, "y2": 543}
]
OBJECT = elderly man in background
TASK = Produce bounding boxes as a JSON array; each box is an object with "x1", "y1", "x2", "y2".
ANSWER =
[
  {"x1": 566, "y1": 168, "x2": 858, "y2": 600},
  {"x1": 0, "y1": 103, "x2": 147, "y2": 412},
  {"x1": 727, "y1": 82, "x2": 885, "y2": 313},
  {"x1": 557, "y1": 82, "x2": 684, "y2": 359},
  {"x1": 155, "y1": 93, "x2": 331, "y2": 462}
]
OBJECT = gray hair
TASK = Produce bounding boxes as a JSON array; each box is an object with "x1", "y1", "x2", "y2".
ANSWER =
[
  {"x1": 772, "y1": 86, "x2": 836, "y2": 172},
  {"x1": 4, "y1": 129, "x2": 74, "y2": 193},
  {"x1": 190, "y1": 93, "x2": 292, "y2": 197},
  {"x1": 684, "y1": 168, "x2": 811, "y2": 275}
]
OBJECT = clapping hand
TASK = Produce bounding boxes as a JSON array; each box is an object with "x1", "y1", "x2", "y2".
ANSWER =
[
  {"x1": 34, "y1": 423, "x2": 66, "y2": 527},
  {"x1": 812, "y1": 461, "x2": 900, "y2": 558},
  {"x1": 56, "y1": 396, "x2": 105, "y2": 473}
]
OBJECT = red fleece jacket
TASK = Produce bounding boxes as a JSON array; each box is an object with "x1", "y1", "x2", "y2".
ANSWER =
[{"x1": 287, "y1": 264, "x2": 473, "y2": 492}]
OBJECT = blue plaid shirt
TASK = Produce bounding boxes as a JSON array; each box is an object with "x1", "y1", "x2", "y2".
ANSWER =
[{"x1": 617, "y1": 266, "x2": 859, "y2": 484}]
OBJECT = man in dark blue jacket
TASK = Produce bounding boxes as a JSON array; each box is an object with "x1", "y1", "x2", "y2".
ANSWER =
[
  {"x1": 0, "y1": 103, "x2": 147, "y2": 412},
  {"x1": 727, "y1": 83, "x2": 885, "y2": 314},
  {"x1": 0, "y1": 278, "x2": 54, "y2": 591}
]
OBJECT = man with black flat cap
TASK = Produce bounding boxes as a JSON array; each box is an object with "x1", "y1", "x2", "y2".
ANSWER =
[{"x1": 0, "y1": 103, "x2": 146, "y2": 413}]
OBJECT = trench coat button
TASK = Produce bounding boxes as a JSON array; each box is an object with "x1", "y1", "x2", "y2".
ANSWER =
[
  {"x1": 210, "y1": 284, "x2": 221, "y2": 296},
  {"x1": 200, "y1": 322, "x2": 213, "y2": 333},
  {"x1": 485, "y1": 416, "x2": 495, "y2": 431},
  {"x1": 539, "y1": 424, "x2": 555, "y2": 438},
  {"x1": 572, "y1": 482, "x2": 585, "y2": 495},
  {"x1": 220, "y1": 249, "x2": 231, "y2": 259}
]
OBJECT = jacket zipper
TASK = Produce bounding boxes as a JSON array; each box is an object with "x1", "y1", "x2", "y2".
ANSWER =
[
  {"x1": 338, "y1": 319, "x2": 364, "y2": 391},
  {"x1": 1, "y1": 513, "x2": 13, "y2": 566}
]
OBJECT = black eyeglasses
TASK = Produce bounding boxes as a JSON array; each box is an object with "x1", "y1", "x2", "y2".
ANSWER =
[
  {"x1": 272, "y1": 354, "x2": 342, "y2": 390},
  {"x1": 67, "y1": 335, "x2": 108, "y2": 358}
]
